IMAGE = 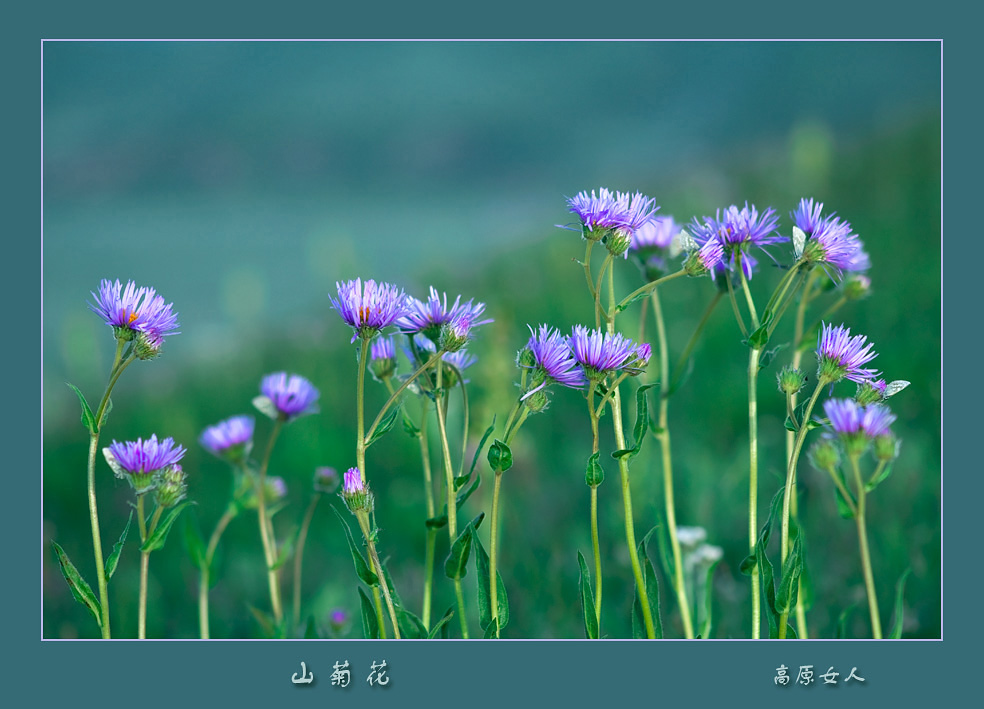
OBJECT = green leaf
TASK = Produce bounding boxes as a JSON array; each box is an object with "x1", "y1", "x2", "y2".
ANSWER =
[
  {"x1": 140, "y1": 501, "x2": 196, "y2": 553},
  {"x1": 616, "y1": 287, "x2": 652, "y2": 313},
  {"x1": 613, "y1": 384, "x2": 656, "y2": 462},
  {"x1": 366, "y1": 402, "x2": 402, "y2": 448},
  {"x1": 358, "y1": 587, "x2": 380, "y2": 639},
  {"x1": 402, "y1": 413, "x2": 420, "y2": 438},
  {"x1": 427, "y1": 607, "x2": 455, "y2": 639},
  {"x1": 584, "y1": 452, "x2": 605, "y2": 487},
  {"x1": 758, "y1": 343, "x2": 786, "y2": 370},
  {"x1": 182, "y1": 513, "x2": 208, "y2": 570},
  {"x1": 865, "y1": 463, "x2": 895, "y2": 492},
  {"x1": 836, "y1": 605, "x2": 856, "y2": 639},
  {"x1": 652, "y1": 517, "x2": 676, "y2": 583},
  {"x1": 775, "y1": 529, "x2": 803, "y2": 614},
  {"x1": 474, "y1": 532, "x2": 509, "y2": 633},
  {"x1": 483, "y1": 618, "x2": 500, "y2": 638},
  {"x1": 51, "y1": 541, "x2": 101, "y2": 626},
  {"x1": 748, "y1": 323, "x2": 769, "y2": 350},
  {"x1": 487, "y1": 439, "x2": 513, "y2": 473},
  {"x1": 888, "y1": 568, "x2": 912, "y2": 639},
  {"x1": 270, "y1": 530, "x2": 295, "y2": 572},
  {"x1": 66, "y1": 382, "x2": 97, "y2": 434},
  {"x1": 104, "y1": 511, "x2": 133, "y2": 580},
  {"x1": 577, "y1": 551, "x2": 599, "y2": 639},
  {"x1": 379, "y1": 562, "x2": 405, "y2": 609},
  {"x1": 395, "y1": 606, "x2": 428, "y2": 639},
  {"x1": 698, "y1": 559, "x2": 720, "y2": 640},
  {"x1": 834, "y1": 485, "x2": 856, "y2": 519},
  {"x1": 304, "y1": 616, "x2": 319, "y2": 639},
  {"x1": 425, "y1": 474, "x2": 481, "y2": 530},
  {"x1": 444, "y1": 513, "x2": 483, "y2": 580},
  {"x1": 331, "y1": 505, "x2": 378, "y2": 586}
]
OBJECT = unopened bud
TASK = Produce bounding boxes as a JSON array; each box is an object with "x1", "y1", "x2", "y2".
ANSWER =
[
  {"x1": 777, "y1": 365, "x2": 807, "y2": 396},
  {"x1": 154, "y1": 464, "x2": 188, "y2": 508}
]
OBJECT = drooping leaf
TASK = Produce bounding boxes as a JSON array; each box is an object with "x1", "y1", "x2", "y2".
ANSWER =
[
  {"x1": 104, "y1": 511, "x2": 133, "y2": 580},
  {"x1": 612, "y1": 384, "x2": 656, "y2": 462},
  {"x1": 331, "y1": 505, "x2": 378, "y2": 586},
  {"x1": 474, "y1": 532, "x2": 508, "y2": 633},
  {"x1": 577, "y1": 551, "x2": 599, "y2": 640},
  {"x1": 358, "y1": 587, "x2": 380, "y2": 639},
  {"x1": 865, "y1": 463, "x2": 895, "y2": 492},
  {"x1": 140, "y1": 501, "x2": 196, "y2": 553},
  {"x1": 66, "y1": 382, "x2": 98, "y2": 434},
  {"x1": 51, "y1": 541, "x2": 101, "y2": 626},
  {"x1": 888, "y1": 568, "x2": 912, "y2": 639},
  {"x1": 487, "y1": 439, "x2": 513, "y2": 473},
  {"x1": 584, "y1": 452, "x2": 605, "y2": 487},
  {"x1": 365, "y1": 403, "x2": 402, "y2": 448}
]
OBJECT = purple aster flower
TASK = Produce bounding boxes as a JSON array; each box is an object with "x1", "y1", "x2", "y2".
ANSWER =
[
  {"x1": 519, "y1": 324, "x2": 587, "y2": 400},
  {"x1": 341, "y1": 466, "x2": 373, "y2": 513},
  {"x1": 103, "y1": 434, "x2": 186, "y2": 495},
  {"x1": 821, "y1": 398, "x2": 897, "y2": 458},
  {"x1": 566, "y1": 188, "x2": 659, "y2": 240},
  {"x1": 631, "y1": 216, "x2": 678, "y2": 252},
  {"x1": 369, "y1": 336, "x2": 397, "y2": 381},
  {"x1": 89, "y1": 279, "x2": 180, "y2": 350},
  {"x1": 816, "y1": 322, "x2": 880, "y2": 384},
  {"x1": 684, "y1": 237, "x2": 726, "y2": 277},
  {"x1": 329, "y1": 608, "x2": 348, "y2": 627},
  {"x1": 861, "y1": 404, "x2": 896, "y2": 438},
  {"x1": 398, "y1": 286, "x2": 493, "y2": 345},
  {"x1": 265, "y1": 476, "x2": 288, "y2": 502},
  {"x1": 569, "y1": 326, "x2": 651, "y2": 379},
  {"x1": 199, "y1": 415, "x2": 255, "y2": 462},
  {"x1": 689, "y1": 203, "x2": 783, "y2": 279},
  {"x1": 343, "y1": 467, "x2": 364, "y2": 494},
  {"x1": 256, "y1": 372, "x2": 320, "y2": 421},
  {"x1": 330, "y1": 278, "x2": 410, "y2": 343},
  {"x1": 791, "y1": 198, "x2": 863, "y2": 272},
  {"x1": 845, "y1": 244, "x2": 871, "y2": 273},
  {"x1": 823, "y1": 398, "x2": 865, "y2": 436}
]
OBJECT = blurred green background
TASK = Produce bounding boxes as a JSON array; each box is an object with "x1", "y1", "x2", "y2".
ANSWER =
[{"x1": 42, "y1": 41, "x2": 940, "y2": 639}]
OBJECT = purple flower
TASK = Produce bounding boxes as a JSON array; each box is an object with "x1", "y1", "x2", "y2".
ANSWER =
[
  {"x1": 329, "y1": 608, "x2": 348, "y2": 627},
  {"x1": 341, "y1": 466, "x2": 373, "y2": 513},
  {"x1": 256, "y1": 372, "x2": 320, "y2": 421},
  {"x1": 199, "y1": 415, "x2": 255, "y2": 462},
  {"x1": 343, "y1": 467, "x2": 364, "y2": 495},
  {"x1": 823, "y1": 398, "x2": 865, "y2": 435},
  {"x1": 519, "y1": 324, "x2": 587, "y2": 400},
  {"x1": 89, "y1": 279, "x2": 180, "y2": 349},
  {"x1": 816, "y1": 322, "x2": 880, "y2": 384},
  {"x1": 398, "y1": 286, "x2": 492, "y2": 344},
  {"x1": 792, "y1": 198, "x2": 863, "y2": 272},
  {"x1": 103, "y1": 434, "x2": 186, "y2": 494},
  {"x1": 569, "y1": 326, "x2": 651, "y2": 379},
  {"x1": 370, "y1": 336, "x2": 395, "y2": 363},
  {"x1": 265, "y1": 476, "x2": 288, "y2": 502},
  {"x1": 822, "y1": 399, "x2": 897, "y2": 455},
  {"x1": 330, "y1": 278, "x2": 410, "y2": 343},
  {"x1": 631, "y1": 216, "x2": 678, "y2": 252},
  {"x1": 567, "y1": 188, "x2": 659, "y2": 239},
  {"x1": 689, "y1": 203, "x2": 783, "y2": 279}
]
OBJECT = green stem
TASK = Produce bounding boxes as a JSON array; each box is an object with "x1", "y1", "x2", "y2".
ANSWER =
[
  {"x1": 199, "y1": 504, "x2": 237, "y2": 639},
  {"x1": 356, "y1": 338, "x2": 369, "y2": 481},
  {"x1": 748, "y1": 347, "x2": 762, "y2": 639},
  {"x1": 851, "y1": 455, "x2": 882, "y2": 639},
  {"x1": 417, "y1": 404, "x2": 436, "y2": 630},
  {"x1": 292, "y1": 493, "x2": 322, "y2": 628},
  {"x1": 761, "y1": 259, "x2": 807, "y2": 319},
  {"x1": 615, "y1": 269, "x2": 688, "y2": 315},
  {"x1": 365, "y1": 351, "x2": 443, "y2": 445},
  {"x1": 371, "y1": 585, "x2": 388, "y2": 639},
  {"x1": 255, "y1": 418, "x2": 284, "y2": 625},
  {"x1": 137, "y1": 499, "x2": 163, "y2": 639},
  {"x1": 651, "y1": 289, "x2": 694, "y2": 639},
  {"x1": 736, "y1": 254, "x2": 760, "y2": 331},
  {"x1": 357, "y1": 512, "x2": 402, "y2": 639},
  {"x1": 434, "y1": 359, "x2": 468, "y2": 638},
  {"x1": 669, "y1": 292, "x2": 722, "y2": 393},
  {"x1": 725, "y1": 274, "x2": 749, "y2": 339},
  {"x1": 586, "y1": 381, "x2": 603, "y2": 631},
  {"x1": 583, "y1": 240, "x2": 601, "y2": 328}
]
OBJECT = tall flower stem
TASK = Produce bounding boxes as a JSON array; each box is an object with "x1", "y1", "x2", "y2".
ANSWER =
[
  {"x1": 586, "y1": 381, "x2": 604, "y2": 630},
  {"x1": 605, "y1": 259, "x2": 655, "y2": 638},
  {"x1": 86, "y1": 339, "x2": 136, "y2": 638},
  {"x1": 356, "y1": 338, "x2": 370, "y2": 482},
  {"x1": 850, "y1": 455, "x2": 882, "y2": 638},
  {"x1": 777, "y1": 378, "x2": 827, "y2": 638},
  {"x1": 365, "y1": 351, "x2": 443, "y2": 444},
  {"x1": 255, "y1": 419, "x2": 284, "y2": 625},
  {"x1": 650, "y1": 288, "x2": 694, "y2": 639},
  {"x1": 199, "y1": 504, "x2": 237, "y2": 639},
  {"x1": 355, "y1": 511, "x2": 402, "y2": 639},
  {"x1": 416, "y1": 404, "x2": 437, "y2": 630},
  {"x1": 434, "y1": 359, "x2": 468, "y2": 637},
  {"x1": 136, "y1": 495, "x2": 163, "y2": 639},
  {"x1": 669, "y1": 292, "x2": 723, "y2": 393},
  {"x1": 488, "y1": 404, "x2": 529, "y2": 637},
  {"x1": 292, "y1": 492, "x2": 322, "y2": 628}
]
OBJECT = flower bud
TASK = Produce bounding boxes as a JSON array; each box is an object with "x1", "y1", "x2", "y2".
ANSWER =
[
  {"x1": 873, "y1": 433, "x2": 901, "y2": 462},
  {"x1": 855, "y1": 379, "x2": 887, "y2": 406},
  {"x1": 809, "y1": 437, "x2": 840, "y2": 472},
  {"x1": 313, "y1": 466, "x2": 340, "y2": 494},
  {"x1": 439, "y1": 315, "x2": 473, "y2": 353},
  {"x1": 134, "y1": 331, "x2": 163, "y2": 360},
  {"x1": 154, "y1": 464, "x2": 188, "y2": 508},
  {"x1": 516, "y1": 347, "x2": 537, "y2": 369},
  {"x1": 524, "y1": 389, "x2": 549, "y2": 413},
  {"x1": 603, "y1": 228, "x2": 632, "y2": 258},
  {"x1": 843, "y1": 273, "x2": 871, "y2": 301},
  {"x1": 369, "y1": 337, "x2": 397, "y2": 382},
  {"x1": 341, "y1": 467, "x2": 373, "y2": 514},
  {"x1": 777, "y1": 365, "x2": 807, "y2": 396}
]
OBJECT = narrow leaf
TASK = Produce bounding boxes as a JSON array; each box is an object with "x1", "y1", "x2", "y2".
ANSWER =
[
  {"x1": 427, "y1": 607, "x2": 455, "y2": 639},
  {"x1": 331, "y1": 505, "x2": 378, "y2": 586},
  {"x1": 888, "y1": 568, "x2": 912, "y2": 639},
  {"x1": 396, "y1": 606, "x2": 427, "y2": 639},
  {"x1": 51, "y1": 541, "x2": 101, "y2": 626},
  {"x1": 866, "y1": 463, "x2": 895, "y2": 492},
  {"x1": 402, "y1": 413, "x2": 420, "y2": 438},
  {"x1": 474, "y1": 532, "x2": 508, "y2": 632},
  {"x1": 834, "y1": 485, "x2": 856, "y2": 519},
  {"x1": 444, "y1": 513, "x2": 483, "y2": 580},
  {"x1": 140, "y1": 501, "x2": 196, "y2": 553},
  {"x1": 577, "y1": 551, "x2": 599, "y2": 639},
  {"x1": 469, "y1": 418, "x2": 496, "y2": 479},
  {"x1": 358, "y1": 587, "x2": 380, "y2": 639},
  {"x1": 270, "y1": 530, "x2": 295, "y2": 572},
  {"x1": 638, "y1": 537, "x2": 663, "y2": 639},
  {"x1": 365, "y1": 403, "x2": 402, "y2": 448},
  {"x1": 698, "y1": 559, "x2": 720, "y2": 640},
  {"x1": 66, "y1": 382, "x2": 97, "y2": 434},
  {"x1": 748, "y1": 323, "x2": 769, "y2": 350},
  {"x1": 483, "y1": 618, "x2": 499, "y2": 638},
  {"x1": 104, "y1": 511, "x2": 133, "y2": 580}
]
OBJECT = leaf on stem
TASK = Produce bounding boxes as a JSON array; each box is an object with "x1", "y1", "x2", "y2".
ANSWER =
[
  {"x1": 425, "y1": 474, "x2": 482, "y2": 529},
  {"x1": 747, "y1": 323, "x2": 770, "y2": 350},
  {"x1": 576, "y1": 551, "x2": 599, "y2": 640},
  {"x1": 483, "y1": 618, "x2": 500, "y2": 639},
  {"x1": 834, "y1": 485, "x2": 856, "y2": 519},
  {"x1": 366, "y1": 402, "x2": 403, "y2": 448},
  {"x1": 140, "y1": 501, "x2": 196, "y2": 553},
  {"x1": 631, "y1": 530, "x2": 663, "y2": 639},
  {"x1": 330, "y1": 505, "x2": 378, "y2": 586},
  {"x1": 612, "y1": 384, "x2": 656, "y2": 461},
  {"x1": 475, "y1": 532, "x2": 509, "y2": 633},
  {"x1": 51, "y1": 541, "x2": 101, "y2": 626},
  {"x1": 865, "y1": 463, "x2": 895, "y2": 493},
  {"x1": 427, "y1": 607, "x2": 455, "y2": 639},
  {"x1": 104, "y1": 511, "x2": 133, "y2": 580},
  {"x1": 468, "y1": 418, "x2": 497, "y2": 479},
  {"x1": 487, "y1": 439, "x2": 513, "y2": 473},
  {"x1": 66, "y1": 383, "x2": 98, "y2": 434},
  {"x1": 584, "y1": 451, "x2": 605, "y2": 487},
  {"x1": 358, "y1": 587, "x2": 380, "y2": 639},
  {"x1": 888, "y1": 568, "x2": 912, "y2": 639},
  {"x1": 444, "y1": 513, "x2": 484, "y2": 580}
]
